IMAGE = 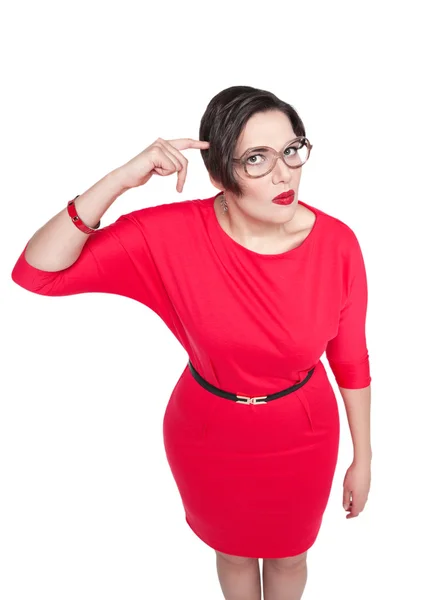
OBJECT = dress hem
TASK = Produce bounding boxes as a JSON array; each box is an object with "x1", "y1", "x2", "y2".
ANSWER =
[{"x1": 185, "y1": 514, "x2": 320, "y2": 559}]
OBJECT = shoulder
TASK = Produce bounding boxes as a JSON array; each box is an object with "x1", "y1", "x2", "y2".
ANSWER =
[
  {"x1": 308, "y1": 202, "x2": 362, "y2": 256},
  {"x1": 115, "y1": 197, "x2": 209, "y2": 234}
]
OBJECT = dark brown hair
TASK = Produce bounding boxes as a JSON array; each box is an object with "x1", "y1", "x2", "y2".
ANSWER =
[{"x1": 199, "y1": 86, "x2": 306, "y2": 197}]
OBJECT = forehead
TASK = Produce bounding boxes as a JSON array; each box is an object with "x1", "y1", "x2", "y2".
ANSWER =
[{"x1": 236, "y1": 110, "x2": 295, "y2": 152}]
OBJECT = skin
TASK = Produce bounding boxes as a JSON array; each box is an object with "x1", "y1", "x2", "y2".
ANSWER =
[{"x1": 211, "y1": 109, "x2": 316, "y2": 255}]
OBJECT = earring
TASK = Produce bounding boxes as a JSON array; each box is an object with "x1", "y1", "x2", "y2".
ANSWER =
[{"x1": 220, "y1": 193, "x2": 228, "y2": 213}]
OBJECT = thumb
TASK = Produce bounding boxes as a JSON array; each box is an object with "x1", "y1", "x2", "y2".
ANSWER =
[{"x1": 343, "y1": 490, "x2": 352, "y2": 509}]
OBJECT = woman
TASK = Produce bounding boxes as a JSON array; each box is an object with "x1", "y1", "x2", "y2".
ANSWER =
[{"x1": 11, "y1": 85, "x2": 372, "y2": 600}]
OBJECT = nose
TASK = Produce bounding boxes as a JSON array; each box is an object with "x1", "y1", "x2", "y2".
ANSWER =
[{"x1": 272, "y1": 155, "x2": 293, "y2": 184}]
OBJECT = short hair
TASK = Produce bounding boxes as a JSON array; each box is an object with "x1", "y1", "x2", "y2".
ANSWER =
[{"x1": 199, "y1": 86, "x2": 306, "y2": 197}]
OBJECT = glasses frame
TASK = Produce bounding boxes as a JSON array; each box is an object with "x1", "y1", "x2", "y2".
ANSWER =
[{"x1": 232, "y1": 136, "x2": 313, "y2": 178}]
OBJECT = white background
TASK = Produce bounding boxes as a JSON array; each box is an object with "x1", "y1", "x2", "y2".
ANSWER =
[{"x1": 1, "y1": 1, "x2": 427, "y2": 598}]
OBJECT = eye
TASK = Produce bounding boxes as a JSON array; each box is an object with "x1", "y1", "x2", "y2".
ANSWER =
[
  {"x1": 284, "y1": 145, "x2": 299, "y2": 157},
  {"x1": 246, "y1": 153, "x2": 266, "y2": 165}
]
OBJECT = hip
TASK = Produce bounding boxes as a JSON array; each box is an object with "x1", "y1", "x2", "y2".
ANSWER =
[{"x1": 163, "y1": 360, "x2": 340, "y2": 454}]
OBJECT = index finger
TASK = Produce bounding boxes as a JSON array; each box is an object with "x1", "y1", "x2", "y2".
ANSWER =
[{"x1": 168, "y1": 138, "x2": 210, "y2": 151}]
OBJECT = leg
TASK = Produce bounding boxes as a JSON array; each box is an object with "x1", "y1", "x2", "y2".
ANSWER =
[
  {"x1": 262, "y1": 551, "x2": 308, "y2": 600},
  {"x1": 215, "y1": 550, "x2": 262, "y2": 600}
]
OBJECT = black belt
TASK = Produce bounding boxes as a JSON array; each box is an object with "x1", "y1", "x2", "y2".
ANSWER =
[{"x1": 187, "y1": 360, "x2": 315, "y2": 405}]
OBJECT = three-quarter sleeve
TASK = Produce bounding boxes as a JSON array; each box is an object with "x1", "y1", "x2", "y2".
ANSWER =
[
  {"x1": 325, "y1": 230, "x2": 371, "y2": 389},
  {"x1": 11, "y1": 213, "x2": 168, "y2": 316}
]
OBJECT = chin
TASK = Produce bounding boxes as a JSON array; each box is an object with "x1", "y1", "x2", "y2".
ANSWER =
[{"x1": 271, "y1": 203, "x2": 298, "y2": 220}]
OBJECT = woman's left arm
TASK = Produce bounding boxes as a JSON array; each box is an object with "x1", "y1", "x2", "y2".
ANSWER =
[
  {"x1": 325, "y1": 227, "x2": 373, "y2": 518},
  {"x1": 339, "y1": 384, "x2": 372, "y2": 519},
  {"x1": 338, "y1": 384, "x2": 372, "y2": 464}
]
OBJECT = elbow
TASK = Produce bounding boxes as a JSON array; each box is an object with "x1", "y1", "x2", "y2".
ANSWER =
[
  {"x1": 328, "y1": 353, "x2": 371, "y2": 389},
  {"x1": 11, "y1": 254, "x2": 61, "y2": 296}
]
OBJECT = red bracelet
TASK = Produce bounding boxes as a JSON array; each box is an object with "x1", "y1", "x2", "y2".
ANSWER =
[{"x1": 67, "y1": 195, "x2": 101, "y2": 234}]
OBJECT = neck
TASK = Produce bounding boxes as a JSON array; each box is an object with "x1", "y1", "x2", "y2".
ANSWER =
[{"x1": 219, "y1": 193, "x2": 298, "y2": 242}]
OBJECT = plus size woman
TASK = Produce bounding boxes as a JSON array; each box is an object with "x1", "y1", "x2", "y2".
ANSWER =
[{"x1": 12, "y1": 86, "x2": 372, "y2": 600}]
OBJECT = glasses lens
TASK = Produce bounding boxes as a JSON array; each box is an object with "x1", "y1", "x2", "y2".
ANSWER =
[
  {"x1": 245, "y1": 139, "x2": 309, "y2": 176},
  {"x1": 284, "y1": 139, "x2": 309, "y2": 167}
]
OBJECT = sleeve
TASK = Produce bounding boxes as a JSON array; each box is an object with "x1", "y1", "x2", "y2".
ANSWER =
[
  {"x1": 325, "y1": 230, "x2": 371, "y2": 389},
  {"x1": 11, "y1": 214, "x2": 169, "y2": 317}
]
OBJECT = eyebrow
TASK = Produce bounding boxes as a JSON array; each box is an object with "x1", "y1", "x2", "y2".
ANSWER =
[{"x1": 242, "y1": 138, "x2": 299, "y2": 154}]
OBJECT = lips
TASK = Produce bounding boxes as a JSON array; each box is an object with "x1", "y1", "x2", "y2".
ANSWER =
[{"x1": 272, "y1": 190, "x2": 295, "y2": 204}]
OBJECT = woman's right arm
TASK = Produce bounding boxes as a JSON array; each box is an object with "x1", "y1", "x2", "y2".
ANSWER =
[
  {"x1": 11, "y1": 137, "x2": 210, "y2": 308},
  {"x1": 23, "y1": 168, "x2": 130, "y2": 272}
]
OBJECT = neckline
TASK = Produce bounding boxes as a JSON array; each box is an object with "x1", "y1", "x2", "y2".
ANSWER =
[{"x1": 208, "y1": 191, "x2": 320, "y2": 259}]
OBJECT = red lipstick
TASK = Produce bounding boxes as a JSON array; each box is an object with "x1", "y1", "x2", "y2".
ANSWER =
[{"x1": 272, "y1": 190, "x2": 295, "y2": 205}]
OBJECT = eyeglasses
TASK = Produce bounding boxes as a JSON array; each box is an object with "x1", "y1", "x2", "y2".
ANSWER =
[{"x1": 232, "y1": 136, "x2": 313, "y2": 178}]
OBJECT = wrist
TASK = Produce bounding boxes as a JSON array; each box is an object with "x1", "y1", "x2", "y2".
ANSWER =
[
  {"x1": 109, "y1": 167, "x2": 133, "y2": 193},
  {"x1": 353, "y1": 449, "x2": 372, "y2": 465}
]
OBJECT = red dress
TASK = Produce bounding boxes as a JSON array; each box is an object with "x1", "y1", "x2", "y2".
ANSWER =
[{"x1": 11, "y1": 191, "x2": 371, "y2": 559}]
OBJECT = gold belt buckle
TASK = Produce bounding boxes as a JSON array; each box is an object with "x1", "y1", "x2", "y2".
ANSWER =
[{"x1": 235, "y1": 395, "x2": 268, "y2": 405}]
